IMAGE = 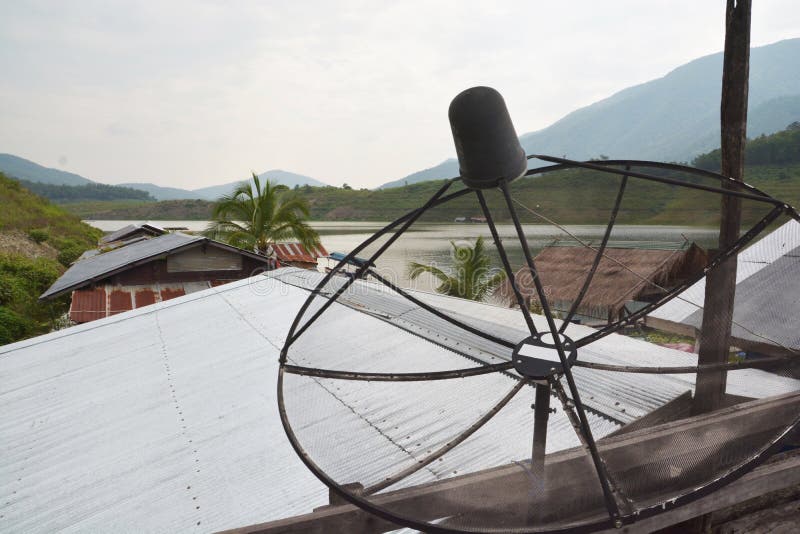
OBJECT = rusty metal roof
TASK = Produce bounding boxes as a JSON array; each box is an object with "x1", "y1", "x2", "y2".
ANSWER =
[{"x1": 273, "y1": 242, "x2": 328, "y2": 264}]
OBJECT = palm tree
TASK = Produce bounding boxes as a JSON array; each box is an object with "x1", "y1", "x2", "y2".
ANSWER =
[
  {"x1": 205, "y1": 173, "x2": 320, "y2": 255},
  {"x1": 408, "y1": 236, "x2": 505, "y2": 301}
]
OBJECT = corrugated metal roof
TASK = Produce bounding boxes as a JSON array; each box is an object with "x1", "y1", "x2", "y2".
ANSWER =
[
  {"x1": 681, "y1": 243, "x2": 800, "y2": 349},
  {"x1": 648, "y1": 220, "x2": 800, "y2": 350},
  {"x1": 77, "y1": 236, "x2": 151, "y2": 262},
  {"x1": 272, "y1": 269, "x2": 796, "y2": 424},
  {"x1": 99, "y1": 223, "x2": 166, "y2": 244},
  {"x1": 2, "y1": 267, "x2": 797, "y2": 532},
  {"x1": 273, "y1": 242, "x2": 328, "y2": 264}
]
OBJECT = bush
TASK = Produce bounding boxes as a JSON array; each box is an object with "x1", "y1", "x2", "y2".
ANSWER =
[
  {"x1": 0, "y1": 254, "x2": 68, "y2": 345},
  {"x1": 28, "y1": 228, "x2": 50, "y2": 243},
  {"x1": 55, "y1": 239, "x2": 87, "y2": 266},
  {"x1": 0, "y1": 307, "x2": 32, "y2": 345}
]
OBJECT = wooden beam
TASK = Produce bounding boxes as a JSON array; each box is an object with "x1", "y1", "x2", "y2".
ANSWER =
[
  {"x1": 643, "y1": 316, "x2": 698, "y2": 339},
  {"x1": 609, "y1": 390, "x2": 693, "y2": 436},
  {"x1": 219, "y1": 393, "x2": 800, "y2": 534},
  {"x1": 593, "y1": 450, "x2": 800, "y2": 534}
]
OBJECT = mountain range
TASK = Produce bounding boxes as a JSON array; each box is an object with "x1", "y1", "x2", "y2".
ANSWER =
[
  {"x1": 118, "y1": 170, "x2": 329, "y2": 200},
  {"x1": 0, "y1": 153, "x2": 330, "y2": 200},
  {"x1": 379, "y1": 37, "x2": 800, "y2": 188},
  {"x1": 2, "y1": 38, "x2": 798, "y2": 194}
]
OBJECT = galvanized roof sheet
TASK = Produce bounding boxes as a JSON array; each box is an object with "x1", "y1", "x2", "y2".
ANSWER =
[
  {"x1": 681, "y1": 243, "x2": 800, "y2": 349},
  {"x1": 3, "y1": 267, "x2": 798, "y2": 532},
  {"x1": 272, "y1": 269, "x2": 797, "y2": 423},
  {"x1": 648, "y1": 219, "x2": 800, "y2": 349}
]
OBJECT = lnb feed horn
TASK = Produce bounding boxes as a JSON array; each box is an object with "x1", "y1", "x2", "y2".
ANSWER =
[{"x1": 449, "y1": 86, "x2": 527, "y2": 190}]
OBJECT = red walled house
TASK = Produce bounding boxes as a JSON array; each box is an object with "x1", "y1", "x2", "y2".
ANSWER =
[{"x1": 40, "y1": 232, "x2": 276, "y2": 323}]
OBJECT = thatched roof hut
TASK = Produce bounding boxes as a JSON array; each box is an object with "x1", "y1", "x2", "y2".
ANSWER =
[{"x1": 494, "y1": 241, "x2": 708, "y2": 325}]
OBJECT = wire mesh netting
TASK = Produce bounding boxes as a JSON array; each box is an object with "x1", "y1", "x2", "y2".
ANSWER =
[{"x1": 278, "y1": 159, "x2": 800, "y2": 532}]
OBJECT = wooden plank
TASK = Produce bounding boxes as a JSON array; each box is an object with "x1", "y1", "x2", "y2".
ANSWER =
[
  {"x1": 219, "y1": 393, "x2": 800, "y2": 534},
  {"x1": 609, "y1": 391, "x2": 692, "y2": 436},
  {"x1": 643, "y1": 316, "x2": 698, "y2": 339},
  {"x1": 594, "y1": 451, "x2": 800, "y2": 534}
]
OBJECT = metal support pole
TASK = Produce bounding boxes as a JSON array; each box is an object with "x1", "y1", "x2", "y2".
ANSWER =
[
  {"x1": 527, "y1": 382, "x2": 552, "y2": 525},
  {"x1": 499, "y1": 180, "x2": 622, "y2": 519},
  {"x1": 532, "y1": 384, "x2": 551, "y2": 475}
]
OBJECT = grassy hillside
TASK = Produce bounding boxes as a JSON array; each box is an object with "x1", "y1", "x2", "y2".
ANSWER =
[
  {"x1": 65, "y1": 162, "x2": 800, "y2": 226},
  {"x1": 64, "y1": 126, "x2": 800, "y2": 225},
  {"x1": 69, "y1": 198, "x2": 215, "y2": 219},
  {"x1": 1, "y1": 173, "x2": 103, "y2": 247},
  {"x1": 0, "y1": 172, "x2": 102, "y2": 345}
]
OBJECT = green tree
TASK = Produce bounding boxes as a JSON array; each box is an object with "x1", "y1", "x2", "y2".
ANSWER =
[
  {"x1": 205, "y1": 173, "x2": 320, "y2": 255},
  {"x1": 407, "y1": 236, "x2": 505, "y2": 301}
]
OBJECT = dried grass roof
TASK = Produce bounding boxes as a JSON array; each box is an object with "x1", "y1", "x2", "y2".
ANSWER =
[{"x1": 495, "y1": 243, "x2": 708, "y2": 319}]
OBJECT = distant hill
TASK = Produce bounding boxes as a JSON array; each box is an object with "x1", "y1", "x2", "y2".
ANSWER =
[
  {"x1": 0, "y1": 153, "x2": 330, "y2": 201},
  {"x1": 118, "y1": 182, "x2": 198, "y2": 201},
  {"x1": 119, "y1": 170, "x2": 331, "y2": 201},
  {"x1": 191, "y1": 169, "x2": 330, "y2": 200},
  {"x1": 19, "y1": 180, "x2": 155, "y2": 203},
  {"x1": 519, "y1": 38, "x2": 800, "y2": 162},
  {"x1": 378, "y1": 159, "x2": 459, "y2": 190},
  {"x1": 0, "y1": 154, "x2": 156, "y2": 202},
  {"x1": 0, "y1": 153, "x2": 94, "y2": 186},
  {"x1": 693, "y1": 121, "x2": 800, "y2": 169},
  {"x1": 68, "y1": 158, "x2": 800, "y2": 224},
  {"x1": 379, "y1": 38, "x2": 800, "y2": 189}
]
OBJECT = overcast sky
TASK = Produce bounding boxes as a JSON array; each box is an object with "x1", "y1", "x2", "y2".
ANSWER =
[{"x1": 0, "y1": 1, "x2": 798, "y2": 189}]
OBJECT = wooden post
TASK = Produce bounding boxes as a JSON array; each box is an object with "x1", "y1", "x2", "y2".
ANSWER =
[{"x1": 694, "y1": 0, "x2": 751, "y2": 416}]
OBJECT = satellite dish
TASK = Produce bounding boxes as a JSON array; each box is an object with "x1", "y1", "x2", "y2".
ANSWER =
[{"x1": 278, "y1": 87, "x2": 800, "y2": 532}]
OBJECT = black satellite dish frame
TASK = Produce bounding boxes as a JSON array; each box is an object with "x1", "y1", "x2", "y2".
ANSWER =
[{"x1": 277, "y1": 157, "x2": 800, "y2": 533}]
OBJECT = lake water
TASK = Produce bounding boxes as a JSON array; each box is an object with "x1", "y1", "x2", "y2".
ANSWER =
[{"x1": 86, "y1": 220, "x2": 719, "y2": 292}]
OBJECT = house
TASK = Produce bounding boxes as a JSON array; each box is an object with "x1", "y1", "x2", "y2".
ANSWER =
[
  {"x1": 2, "y1": 267, "x2": 796, "y2": 532},
  {"x1": 647, "y1": 220, "x2": 800, "y2": 356},
  {"x1": 494, "y1": 241, "x2": 708, "y2": 325},
  {"x1": 39, "y1": 232, "x2": 276, "y2": 323},
  {"x1": 319, "y1": 251, "x2": 372, "y2": 278},
  {"x1": 98, "y1": 223, "x2": 166, "y2": 245},
  {"x1": 271, "y1": 242, "x2": 328, "y2": 269}
]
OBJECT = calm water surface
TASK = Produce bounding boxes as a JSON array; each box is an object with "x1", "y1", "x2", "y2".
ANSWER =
[{"x1": 86, "y1": 220, "x2": 718, "y2": 291}]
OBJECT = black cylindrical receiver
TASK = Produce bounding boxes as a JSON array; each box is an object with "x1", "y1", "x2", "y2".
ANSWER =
[{"x1": 448, "y1": 86, "x2": 527, "y2": 190}]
